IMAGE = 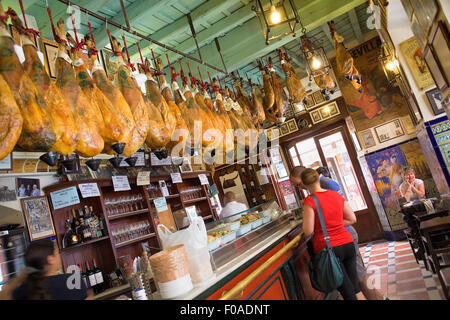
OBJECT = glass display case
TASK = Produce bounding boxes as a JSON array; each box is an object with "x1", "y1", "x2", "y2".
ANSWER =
[{"x1": 205, "y1": 201, "x2": 292, "y2": 269}]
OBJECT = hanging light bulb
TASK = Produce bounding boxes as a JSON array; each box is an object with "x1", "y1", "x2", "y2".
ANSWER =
[
  {"x1": 311, "y1": 56, "x2": 322, "y2": 70},
  {"x1": 385, "y1": 59, "x2": 399, "y2": 72},
  {"x1": 270, "y1": 5, "x2": 281, "y2": 24}
]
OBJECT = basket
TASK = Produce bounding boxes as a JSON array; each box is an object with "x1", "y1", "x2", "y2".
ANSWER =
[
  {"x1": 236, "y1": 223, "x2": 252, "y2": 237},
  {"x1": 251, "y1": 218, "x2": 263, "y2": 230},
  {"x1": 220, "y1": 231, "x2": 237, "y2": 244}
]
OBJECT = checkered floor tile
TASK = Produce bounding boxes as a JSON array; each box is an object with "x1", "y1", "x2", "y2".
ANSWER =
[{"x1": 358, "y1": 240, "x2": 446, "y2": 300}]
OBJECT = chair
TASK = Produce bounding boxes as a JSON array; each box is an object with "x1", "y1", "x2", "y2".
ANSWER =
[{"x1": 420, "y1": 216, "x2": 450, "y2": 300}]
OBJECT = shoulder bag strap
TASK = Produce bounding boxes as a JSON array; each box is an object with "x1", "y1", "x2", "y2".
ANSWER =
[{"x1": 311, "y1": 193, "x2": 332, "y2": 251}]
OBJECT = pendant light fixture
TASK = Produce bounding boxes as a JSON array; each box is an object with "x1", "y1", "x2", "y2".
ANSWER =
[
  {"x1": 252, "y1": 0, "x2": 300, "y2": 45},
  {"x1": 378, "y1": 41, "x2": 401, "y2": 85}
]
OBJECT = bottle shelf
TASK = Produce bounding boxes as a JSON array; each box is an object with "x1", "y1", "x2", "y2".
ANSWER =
[
  {"x1": 107, "y1": 209, "x2": 149, "y2": 221},
  {"x1": 182, "y1": 197, "x2": 208, "y2": 205},
  {"x1": 61, "y1": 236, "x2": 110, "y2": 252},
  {"x1": 114, "y1": 233, "x2": 156, "y2": 249},
  {"x1": 148, "y1": 194, "x2": 180, "y2": 201}
]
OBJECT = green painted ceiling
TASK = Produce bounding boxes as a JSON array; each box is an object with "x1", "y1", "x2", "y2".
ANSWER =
[{"x1": 3, "y1": 0, "x2": 374, "y2": 89}]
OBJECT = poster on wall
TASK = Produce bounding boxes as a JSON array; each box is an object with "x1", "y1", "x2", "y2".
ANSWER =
[
  {"x1": 365, "y1": 146, "x2": 407, "y2": 230},
  {"x1": 331, "y1": 37, "x2": 411, "y2": 133},
  {"x1": 374, "y1": 119, "x2": 405, "y2": 143},
  {"x1": 279, "y1": 180, "x2": 298, "y2": 210},
  {"x1": 398, "y1": 37, "x2": 435, "y2": 91},
  {"x1": 430, "y1": 119, "x2": 450, "y2": 170}
]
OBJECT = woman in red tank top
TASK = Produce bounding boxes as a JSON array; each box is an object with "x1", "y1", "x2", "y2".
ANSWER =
[{"x1": 301, "y1": 168, "x2": 361, "y2": 300}]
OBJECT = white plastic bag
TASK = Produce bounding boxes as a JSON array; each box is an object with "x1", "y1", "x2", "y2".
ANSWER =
[{"x1": 157, "y1": 217, "x2": 214, "y2": 284}]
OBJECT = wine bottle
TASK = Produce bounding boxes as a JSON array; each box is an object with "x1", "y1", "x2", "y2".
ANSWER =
[
  {"x1": 78, "y1": 263, "x2": 88, "y2": 289},
  {"x1": 71, "y1": 209, "x2": 82, "y2": 242},
  {"x1": 78, "y1": 208, "x2": 92, "y2": 241},
  {"x1": 90, "y1": 206, "x2": 103, "y2": 238},
  {"x1": 85, "y1": 261, "x2": 97, "y2": 293},
  {"x1": 62, "y1": 219, "x2": 78, "y2": 248},
  {"x1": 92, "y1": 259, "x2": 105, "y2": 294}
]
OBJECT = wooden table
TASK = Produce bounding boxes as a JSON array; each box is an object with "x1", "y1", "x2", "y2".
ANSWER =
[{"x1": 420, "y1": 215, "x2": 450, "y2": 232}]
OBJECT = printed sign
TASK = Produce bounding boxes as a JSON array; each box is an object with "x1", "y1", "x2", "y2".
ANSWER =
[
  {"x1": 136, "y1": 171, "x2": 151, "y2": 186},
  {"x1": 50, "y1": 186, "x2": 80, "y2": 210},
  {"x1": 154, "y1": 197, "x2": 168, "y2": 213},
  {"x1": 150, "y1": 153, "x2": 172, "y2": 166},
  {"x1": 199, "y1": 174, "x2": 209, "y2": 185},
  {"x1": 78, "y1": 183, "x2": 100, "y2": 198},
  {"x1": 112, "y1": 176, "x2": 131, "y2": 192},
  {"x1": 170, "y1": 173, "x2": 182, "y2": 184},
  {"x1": 159, "y1": 180, "x2": 170, "y2": 197},
  {"x1": 209, "y1": 184, "x2": 218, "y2": 197}
]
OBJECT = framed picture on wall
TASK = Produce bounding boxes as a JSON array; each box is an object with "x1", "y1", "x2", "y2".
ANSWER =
[
  {"x1": 425, "y1": 88, "x2": 446, "y2": 115},
  {"x1": 312, "y1": 90, "x2": 325, "y2": 105},
  {"x1": 374, "y1": 119, "x2": 405, "y2": 143},
  {"x1": 359, "y1": 129, "x2": 376, "y2": 149},
  {"x1": 0, "y1": 153, "x2": 13, "y2": 171},
  {"x1": 21, "y1": 196, "x2": 56, "y2": 242},
  {"x1": 410, "y1": 13, "x2": 427, "y2": 51},
  {"x1": 304, "y1": 94, "x2": 316, "y2": 110},
  {"x1": 401, "y1": 0, "x2": 413, "y2": 20},
  {"x1": 430, "y1": 21, "x2": 450, "y2": 91},
  {"x1": 424, "y1": 45, "x2": 448, "y2": 91}
]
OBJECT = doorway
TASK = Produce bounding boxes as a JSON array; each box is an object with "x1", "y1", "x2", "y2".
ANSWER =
[{"x1": 284, "y1": 123, "x2": 385, "y2": 243}]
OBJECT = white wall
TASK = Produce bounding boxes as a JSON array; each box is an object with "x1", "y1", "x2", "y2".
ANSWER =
[{"x1": 388, "y1": 0, "x2": 442, "y2": 123}]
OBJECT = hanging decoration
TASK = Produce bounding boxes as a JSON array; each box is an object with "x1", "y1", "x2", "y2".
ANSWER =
[{"x1": 252, "y1": 0, "x2": 300, "y2": 45}]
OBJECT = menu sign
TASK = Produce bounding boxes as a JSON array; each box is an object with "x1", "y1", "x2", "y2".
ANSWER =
[
  {"x1": 136, "y1": 171, "x2": 151, "y2": 186},
  {"x1": 50, "y1": 186, "x2": 80, "y2": 210},
  {"x1": 199, "y1": 174, "x2": 209, "y2": 185},
  {"x1": 170, "y1": 173, "x2": 182, "y2": 184},
  {"x1": 112, "y1": 176, "x2": 131, "y2": 192},
  {"x1": 78, "y1": 183, "x2": 100, "y2": 198},
  {"x1": 150, "y1": 153, "x2": 172, "y2": 166},
  {"x1": 154, "y1": 197, "x2": 168, "y2": 213}
]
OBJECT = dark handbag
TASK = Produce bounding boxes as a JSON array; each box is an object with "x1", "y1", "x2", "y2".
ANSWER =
[{"x1": 307, "y1": 194, "x2": 344, "y2": 293}]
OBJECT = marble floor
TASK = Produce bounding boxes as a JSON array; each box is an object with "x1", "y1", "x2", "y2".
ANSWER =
[{"x1": 358, "y1": 240, "x2": 446, "y2": 300}]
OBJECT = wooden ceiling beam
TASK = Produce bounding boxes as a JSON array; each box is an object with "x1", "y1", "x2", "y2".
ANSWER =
[
  {"x1": 347, "y1": 8, "x2": 364, "y2": 43},
  {"x1": 127, "y1": 0, "x2": 244, "y2": 62}
]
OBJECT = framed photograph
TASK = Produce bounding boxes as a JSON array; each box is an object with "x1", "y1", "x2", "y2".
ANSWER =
[
  {"x1": 310, "y1": 109, "x2": 322, "y2": 124},
  {"x1": 430, "y1": 21, "x2": 450, "y2": 91},
  {"x1": 16, "y1": 178, "x2": 41, "y2": 198},
  {"x1": 179, "y1": 157, "x2": 193, "y2": 173},
  {"x1": 287, "y1": 118, "x2": 298, "y2": 132},
  {"x1": 312, "y1": 90, "x2": 325, "y2": 105},
  {"x1": 374, "y1": 119, "x2": 405, "y2": 143},
  {"x1": 0, "y1": 153, "x2": 13, "y2": 171},
  {"x1": 426, "y1": 88, "x2": 445, "y2": 115},
  {"x1": 0, "y1": 176, "x2": 17, "y2": 202},
  {"x1": 39, "y1": 37, "x2": 60, "y2": 79},
  {"x1": 359, "y1": 129, "x2": 376, "y2": 149},
  {"x1": 304, "y1": 94, "x2": 316, "y2": 110},
  {"x1": 424, "y1": 45, "x2": 448, "y2": 91},
  {"x1": 280, "y1": 123, "x2": 289, "y2": 135},
  {"x1": 21, "y1": 196, "x2": 56, "y2": 242}
]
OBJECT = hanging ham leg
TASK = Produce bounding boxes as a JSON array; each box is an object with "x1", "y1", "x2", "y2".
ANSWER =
[
  {"x1": 106, "y1": 38, "x2": 149, "y2": 156},
  {"x1": 154, "y1": 58, "x2": 189, "y2": 158},
  {"x1": 278, "y1": 49, "x2": 307, "y2": 106},
  {"x1": 247, "y1": 79, "x2": 266, "y2": 127},
  {"x1": 10, "y1": 13, "x2": 78, "y2": 156},
  {"x1": 329, "y1": 21, "x2": 362, "y2": 93},
  {"x1": 267, "y1": 57, "x2": 287, "y2": 123},
  {"x1": 66, "y1": 34, "x2": 133, "y2": 153},
  {"x1": 0, "y1": 6, "x2": 55, "y2": 151},
  {"x1": 0, "y1": 73, "x2": 22, "y2": 160},
  {"x1": 84, "y1": 36, "x2": 135, "y2": 155},
  {"x1": 141, "y1": 59, "x2": 176, "y2": 151},
  {"x1": 53, "y1": 19, "x2": 103, "y2": 157}
]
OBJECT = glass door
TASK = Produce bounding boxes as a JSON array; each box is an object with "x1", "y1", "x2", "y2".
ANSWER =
[{"x1": 316, "y1": 132, "x2": 367, "y2": 211}]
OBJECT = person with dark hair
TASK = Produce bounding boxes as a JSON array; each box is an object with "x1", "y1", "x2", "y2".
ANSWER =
[
  {"x1": 25, "y1": 185, "x2": 31, "y2": 197},
  {"x1": 289, "y1": 165, "x2": 307, "y2": 190},
  {"x1": 300, "y1": 168, "x2": 361, "y2": 300},
  {"x1": 11, "y1": 240, "x2": 90, "y2": 300},
  {"x1": 316, "y1": 167, "x2": 342, "y2": 195},
  {"x1": 220, "y1": 191, "x2": 248, "y2": 222}
]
